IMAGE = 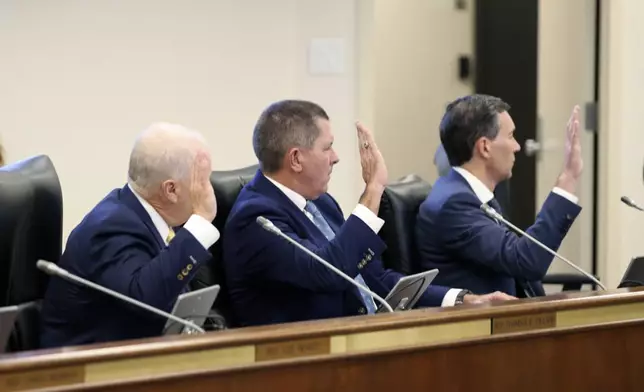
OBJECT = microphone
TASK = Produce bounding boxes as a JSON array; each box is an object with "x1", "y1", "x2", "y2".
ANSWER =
[
  {"x1": 36, "y1": 260, "x2": 205, "y2": 334},
  {"x1": 256, "y1": 216, "x2": 394, "y2": 313},
  {"x1": 479, "y1": 204, "x2": 606, "y2": 290},
  {"x1": 621, "y1": 196, "x2": 644, "y2": 212}
]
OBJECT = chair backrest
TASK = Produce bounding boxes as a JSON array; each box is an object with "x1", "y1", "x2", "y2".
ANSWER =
[
  {"x1": 0, "y1": 155, "x2": 62, "y2": 306},
  {"x1": 191, "y1": 164, "x2": 258, "y2": 327},
  {"x1": 0, "y1": 155, "x2": 62, "y2": 351},
  {"x1": 618, "y1": 256, "x2": 644, "y2": 288},
  {"x1": 378, "y1": 174, "x2": 432, "y2": 275}
]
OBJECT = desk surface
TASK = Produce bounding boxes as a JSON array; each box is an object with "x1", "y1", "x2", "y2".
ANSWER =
[{"x1": 2, "y1": 287, "x2": 644, "y2": 391}]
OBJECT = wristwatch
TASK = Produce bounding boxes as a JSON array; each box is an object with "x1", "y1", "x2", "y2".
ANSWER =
[{"x1": 454, "y1": 289, "x2": 473, "y2": 305}]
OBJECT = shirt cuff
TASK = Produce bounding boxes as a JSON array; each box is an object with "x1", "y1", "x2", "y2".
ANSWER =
[
  {"x1": 182, "y1": 214, "x2": 220, "y2": 250},
  {"x1": 441, "y1": 288, "x2": 464, "y2": 307},
  {"x1": 552, "y1": 187, "x2": 579, "y2": 204},
  {"x1": 352, "y1": 204, "x2": 385, "y2": 234}
]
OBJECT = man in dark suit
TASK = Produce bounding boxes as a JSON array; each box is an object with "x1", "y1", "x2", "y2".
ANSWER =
[
  {"x1": 416, "y1": 94, "x2": 583, "y2": 297},
  {"x1": 40, "y1": 123, "x2": 219, "y2": 348},
  {"x1": 223, "y1": 100, "x2": 512, "y2": 327}
]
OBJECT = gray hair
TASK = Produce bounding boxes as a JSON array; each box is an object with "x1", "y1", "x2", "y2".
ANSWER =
[
  {"x1": 252, "y1": 100, "x2": 329, "y2": 173},
  {"x1": 127, "y1": 122, "x2": 206, "y2": 196}
]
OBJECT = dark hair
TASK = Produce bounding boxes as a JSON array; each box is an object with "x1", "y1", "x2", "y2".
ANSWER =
[
  {"x1": 439, "y1": 94, "x2": 511, "y2": 166},
  {"x1": 0, "y1": 143, "x2": 4, "y2": 166},
  {"x1": 252, "y1": 100, "x2": 329, "y2": 173}
]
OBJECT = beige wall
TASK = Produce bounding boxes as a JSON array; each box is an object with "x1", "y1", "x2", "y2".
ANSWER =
[
  {"x1": 0, "y1": 0, "x2": 360, "y2": 241},
  {"x1": 358, "y1": 0, "x2": 475, "y2": 184},
  {"x1": 597, "y1": 0, "x2": 644, "y2": 288}
]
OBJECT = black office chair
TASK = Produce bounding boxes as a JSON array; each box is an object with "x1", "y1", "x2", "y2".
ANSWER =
[
  {"x1": 191, "y1": 164, "x2": 258, "y2": 328},
  {"x1": 617, "y1": 257, "x2": 644, "y2": 288},
  {"x1": 378, "y1": 174, "x2": 431, "y2": 275},
  {"x1": 0, "y1": 155, "x2": 63, "y2": 351}
]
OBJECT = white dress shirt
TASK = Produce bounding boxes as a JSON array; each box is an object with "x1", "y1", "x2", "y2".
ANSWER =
[
  {"x1": 129, "y1": 184, "x2": 220, "y2": 249},
  {"x1": 265, "y1": 175, "x2": 461, "y2": 307},
  {"x1": 452, "y1": 167, "x2": 579, "y2": 206}
]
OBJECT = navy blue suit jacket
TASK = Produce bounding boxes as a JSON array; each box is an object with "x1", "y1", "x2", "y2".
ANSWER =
[
  {"x1": 223, "y1": 171, "x2": 450, "y2": 327},
  {"x1": 415, "y1": 169, "x2": 582, "y2": 296},
  {"x1": 40, "y1": 185, "x2": 213, "y2": 348}
]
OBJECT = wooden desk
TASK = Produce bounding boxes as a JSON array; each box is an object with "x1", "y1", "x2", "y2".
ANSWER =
[{"x1": 2, "y1": 288, "x2": 644, "y2": 391}]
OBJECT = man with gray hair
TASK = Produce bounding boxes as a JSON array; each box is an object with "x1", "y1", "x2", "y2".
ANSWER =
[
  {"x1": 40, "y1": 123, "x2": 219, "y2": 348},
  {"x1": 223, "y1": 99, "x2": 513, "y2": 327}
]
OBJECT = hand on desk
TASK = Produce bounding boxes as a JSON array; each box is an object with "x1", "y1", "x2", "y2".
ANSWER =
[{"x1": 463, "y1": 291, "x2": 516, "y2": 305}]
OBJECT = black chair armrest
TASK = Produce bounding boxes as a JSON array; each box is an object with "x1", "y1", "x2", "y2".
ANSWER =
[{"x1": 542, "y1": 273, "x2": 597, "y2": 291}]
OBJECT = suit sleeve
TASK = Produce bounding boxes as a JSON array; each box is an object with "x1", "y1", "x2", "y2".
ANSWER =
[
  {"x1": 229, "y1": 203, "x2": 386, "y2": 292},
  {"x1": 435, "y1": 191, "x2": 582, "y2": 281},
  {"x1": 87, "y1": 223, "x2": 213, "y2": 311}
]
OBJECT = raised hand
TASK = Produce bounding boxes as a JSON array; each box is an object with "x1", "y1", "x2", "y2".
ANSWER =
[
  {"x1": 191, "y1": 151, "x2": 217, "y2": 222},
  {"x1": 556, "y1": 105, "x2": 583, "y2": 195},
  {"x1": 356, "y1": 121, "x2": 388, "y2": 190}
]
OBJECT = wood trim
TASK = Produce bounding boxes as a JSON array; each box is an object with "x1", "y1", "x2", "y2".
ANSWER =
[
  {"x1": 2, "y1": 288, "x2": 644, "y2": 391},
  {"x1": 2, "y1": 287, "x2": 642, "y2": 373},
  {"x1": 41, "y1": 318, "x2": 644, "y2": 392}
]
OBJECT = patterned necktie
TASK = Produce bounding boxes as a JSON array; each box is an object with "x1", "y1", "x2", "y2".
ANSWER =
[
  {"x1": 166, "y1": 228, "x2": 175, "y2": 244},
  {"x1": 304, "y1": 201, "x2": 377, "y2": 314}
]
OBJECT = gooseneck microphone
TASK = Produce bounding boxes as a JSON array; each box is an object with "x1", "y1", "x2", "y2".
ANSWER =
[
  {"x1": 36, "y1": 260, "x2": 205, "y2": 334},
  {"x1": 479, "y1": 205, "x2": 606, "y2": 290},
  {"x1": 621, "y1": 196, "x2": 644, "y2": 212},
  {"x1": 256, "y1": 216, "x2": 394, "y2": 313}
]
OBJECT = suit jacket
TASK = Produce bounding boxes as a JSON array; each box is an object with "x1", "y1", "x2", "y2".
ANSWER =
[
  {"x1": 223, "y1": 171, "x2": 450, "y2": 327},
  {"x1": 40, "y1": 185, "x2": 212, "y2": 348},
  {"x1": 415, "y1": 169, "x2": 582, "y2": 296}
]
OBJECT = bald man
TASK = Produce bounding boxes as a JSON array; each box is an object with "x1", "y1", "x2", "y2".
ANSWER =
[{"x1": 40, "y1": 123, "x2": 218, "y2": 348}]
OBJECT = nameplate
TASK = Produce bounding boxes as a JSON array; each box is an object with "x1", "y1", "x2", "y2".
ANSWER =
[
  {"x1": 0, "y1": 365, "x2": 85, "y2": 391},
  {"x1": 492, "y1": 312, "x2": 557, "y2": 334},
  {"x1": 255, "y1": 337, "x2": 330, "y2": 362}
]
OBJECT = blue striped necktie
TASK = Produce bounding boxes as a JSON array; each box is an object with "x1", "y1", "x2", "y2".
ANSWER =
[{"x1": 304, "y1": 201, "x2": 377, "y2": 314}]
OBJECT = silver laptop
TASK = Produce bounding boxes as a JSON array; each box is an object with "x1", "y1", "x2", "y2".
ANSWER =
[
  {"x1": 0, "y1": 306, "x2": 19, "y2": 353},
  {"x1": 377, "y1": 269, "x2": 440, "y2": 313},
  {"x1": 164, "y1": 285, "x2": 220, "y2": 335}
]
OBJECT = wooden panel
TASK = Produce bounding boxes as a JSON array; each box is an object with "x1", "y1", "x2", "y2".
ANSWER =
[
  {"x1": 3, "y1": 288, "x2": 644, "y2": 392},
  {"x1": 0, "y1": 365, "x2": 84, "y2": 392},
  {"x1": 56, "y1": 320, "x2": 644, "y2": 392}
]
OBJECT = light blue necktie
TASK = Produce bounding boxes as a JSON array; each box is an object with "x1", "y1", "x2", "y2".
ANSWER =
[{"x1": 304, "y1": 201, "x2": 377, "y2": 314}]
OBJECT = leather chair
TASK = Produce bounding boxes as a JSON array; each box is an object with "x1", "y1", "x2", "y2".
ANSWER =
[
  {"x1": 378, "y1": 174, "x2": 431, "y2": 275},
  {"x1": 191, "y1": 164, "x2": 258, "y2": 328},
  {"x1": 0, "y1": 155, "x2": 63, "y2": 351},
  {"x1": 617, "y1": 257, "x2": 644, "y2": 288}
]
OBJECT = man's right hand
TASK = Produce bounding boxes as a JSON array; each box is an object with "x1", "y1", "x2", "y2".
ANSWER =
[
  {"x1": 191, "y1": 151, "x2": 217, "y2": 222},
  {"x1": 556, "y1": 105, "x2": 583, "y2": 195},
  {"x1": 356, "y1": 121, "x2": 388, "y2": 213}
]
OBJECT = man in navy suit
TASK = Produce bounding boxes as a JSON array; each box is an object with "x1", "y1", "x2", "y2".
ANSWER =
[
  {"x1": 223, "y1": 100, "x2": 512, "y2": 327},
  {"x1": 416, "y1": 94, "x2": 583, "y2": 297},
  {"x1": 40, "y1": 123, "x2": 219, "y2": 348}
]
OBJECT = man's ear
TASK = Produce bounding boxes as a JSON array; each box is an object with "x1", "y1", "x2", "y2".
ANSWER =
[
  {"x1": 475, "y1": 137, "x2": 492, "y2": 159},
  {"x1": 286, "y1": 147, "x2": 304, "y2": 173},
  {"x1": 161, "y1": 180, "x2": 179, "y2": 203}
]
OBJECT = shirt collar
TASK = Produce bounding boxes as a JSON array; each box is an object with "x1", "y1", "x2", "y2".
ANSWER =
[
  {"x1": 264, "y1": 175, "x2": 307, "y2": 211},
  {"x1": 452, "y1": 167, "x2": 495, "y2": 204},
  {"x1": 128, "y1": 183, "x2": 172, "y2": 245}
]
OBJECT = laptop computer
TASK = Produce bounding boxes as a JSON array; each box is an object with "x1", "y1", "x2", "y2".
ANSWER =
[
  {"x1": 376, "y1": 269, "x2": 440, "y2": 313},
  {"x1": 164, "y1": 285, "x2": 220, "y2": 335}
]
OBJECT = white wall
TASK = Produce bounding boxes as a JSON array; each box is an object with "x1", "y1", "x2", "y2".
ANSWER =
[
  {"x1": 0, "y1": 0, "x2": 360, "y2": 241},
  {"x1": 359, "y1": 0, "x2": 475, "y2": 184},
  {"x1": 597, "y1": 0, "x2": 644, "y2": 288}
]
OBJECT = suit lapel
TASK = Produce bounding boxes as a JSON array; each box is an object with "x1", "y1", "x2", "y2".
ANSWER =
[
  {"x1": 251, "y1": 171, "x2": 333, "y2": 245},
  {"x1": 120, "y1": 185, "x2": 165, "y2": 249}
]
